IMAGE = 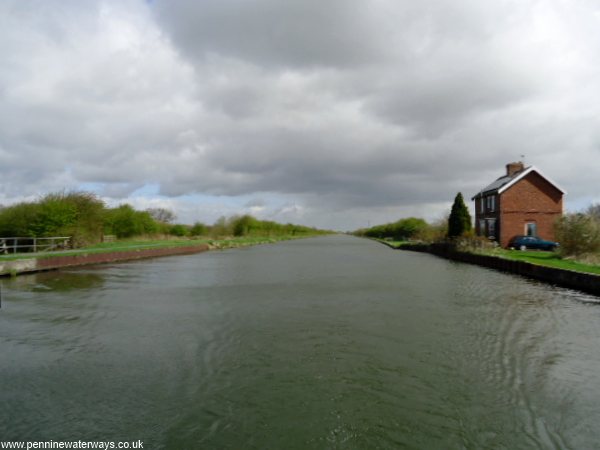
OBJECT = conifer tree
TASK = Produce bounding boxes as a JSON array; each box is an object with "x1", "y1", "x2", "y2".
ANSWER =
[{"x1": 447, "y1": 192, "x2": 472, "y2": 238}]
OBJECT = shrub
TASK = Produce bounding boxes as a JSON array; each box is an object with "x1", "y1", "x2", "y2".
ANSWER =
[
  {"x1": 190, "y1": 222, "x2": 208, "y2": 236},
  {"x1": 0, "y1": 202, "x2": 40, "y2": 237},
  {"x1": 416, "y1": 215, "x2": 448, "y2": 243},
  {"x1": 232, "y1": 215, "x2": 260, "y2": 236},
  {"x1": 210, "y1": 216, "x2": 233, "y2": 237},
  {"x1": 0, "y1": 191, "x2": 106, "y2": 246},
  {"x1": 63, "y1": 191, "x2": 106, "y2": 246},
  {"x1": 30, "y1": 195, "x2": 78, "y2": 237},
  {"x1": 455, "y1": 235, "x2": 496, "y2": 253},
  {"x1": 358, "y1": 217, "x2": 429, "y2": 241},
  {"x1": 104, "y1": 205, "x2": 159, "y2": 238},
  {"x1": 169, "y1": 224, "x2": 189, "y2": 237},
  {"x1": 554, "y1": 213, "x2": 600, "y2": 257},
  {"x1": 393, "y1": 217, "x2": 428, "y2": 240}
]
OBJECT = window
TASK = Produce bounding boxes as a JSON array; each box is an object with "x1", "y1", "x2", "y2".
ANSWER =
[
  {"x1": 479, "y1": 219, "x2": 485, "y2": 236},
  {"x1": 480, "y1": 197, "x2": 484, "y2": 214},
  {"x1": 486, "y1": 195, "x2": 495, "y2": 212},
  {"x1": 525, "y1": 222, "x2": 537, "y2": 236}
]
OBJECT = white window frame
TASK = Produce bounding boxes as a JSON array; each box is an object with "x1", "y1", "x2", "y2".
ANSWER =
[
  {"x1": 486, "y1": 195, "x2": 495, "y2": 212},
  {"x1": 525, "y1": 222, "x2": 537, "y2": 237}
]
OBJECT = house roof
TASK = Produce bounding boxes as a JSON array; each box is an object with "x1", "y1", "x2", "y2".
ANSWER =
[{"x1": 472, "y1": 165, "x2": 566, "y2": 200}]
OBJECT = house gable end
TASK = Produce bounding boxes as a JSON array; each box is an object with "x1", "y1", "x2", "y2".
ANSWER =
[
  {"x1": 497, "y1": 166, "x2": 566, "y2": 196},
  {"x1": 499, "y1": 171, "x2": 564, "y2": 210}
]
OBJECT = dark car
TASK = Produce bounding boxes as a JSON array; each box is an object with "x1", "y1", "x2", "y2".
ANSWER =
[{"x1": 508, "y1": 235, "x2": 560, "y2": 251}]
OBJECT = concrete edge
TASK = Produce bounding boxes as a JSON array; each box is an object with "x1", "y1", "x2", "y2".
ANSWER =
[{"x1": 0, "y1": 244, "x2": 210, "y2": 277}]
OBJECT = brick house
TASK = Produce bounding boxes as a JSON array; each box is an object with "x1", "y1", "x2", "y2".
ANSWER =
[{"x1": 472, "y1": 162, "x2": 565, "y2": 247}]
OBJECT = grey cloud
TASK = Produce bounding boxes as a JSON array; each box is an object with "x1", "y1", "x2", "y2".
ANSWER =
[
  {"x1": 100, "y1": 182, "x2": 146, "y2": 199},
  {"x1": 153, "y1": 121, "x2": 488, "y2": 209},
  {"x1": 153, "y1": 0, "x2": 386, "y2": 69},
  {"x1": 154, "y1": 0, "x2": 542, "y2": 135},
  {"x1": 365, "y1": 63, "x2": 537, "y2": 135}
]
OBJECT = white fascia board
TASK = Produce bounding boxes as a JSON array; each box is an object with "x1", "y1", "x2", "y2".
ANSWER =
[{"x1": 497, "y1": 166, "x2": 567, "y2": 195}]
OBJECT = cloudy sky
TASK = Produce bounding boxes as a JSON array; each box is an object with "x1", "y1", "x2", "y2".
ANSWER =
[{"x1": 1, "y1": 0, "x2": 599, "y2": 230}]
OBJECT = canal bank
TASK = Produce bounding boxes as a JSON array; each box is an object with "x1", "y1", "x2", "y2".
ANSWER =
[
  {"x1": 0, "y1": 235, "x2": 315, "y2": 277},
  {"x1": 0, "y1": 243, "x2": 211, "y2": 276},
  {"x1": 394, "y1": 242, "x2": 600, "y2": 297}
]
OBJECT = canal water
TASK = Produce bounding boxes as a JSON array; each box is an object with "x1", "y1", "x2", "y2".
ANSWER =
[{"x1": 1, "y1": 235, "x2": 600, "y2": 449}]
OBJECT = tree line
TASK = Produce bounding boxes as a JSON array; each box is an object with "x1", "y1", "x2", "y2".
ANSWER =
[
  {"x1": 353, "y1": 193, "x2": 471, "y2": 242},
  {"x1": 354, "y1": 217, "x2": 431, "y2": 241},
  {"x1": 0, "y1": 191, "x2": 329, "y2": 248}
]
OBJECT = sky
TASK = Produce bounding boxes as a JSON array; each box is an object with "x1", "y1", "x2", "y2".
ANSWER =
[{"x1": 1, "y1": 0, "x2": 599, "y2": 231}]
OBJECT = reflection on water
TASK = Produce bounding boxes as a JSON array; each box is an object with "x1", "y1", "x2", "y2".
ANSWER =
[
  {"x1": 1, "y1": 235, "x2": 600, "y2": 449},
  {"x1": 5, "y1": 269, "x2": 106, "y2": 292}
]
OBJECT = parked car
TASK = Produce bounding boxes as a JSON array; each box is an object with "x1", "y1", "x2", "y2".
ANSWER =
[{"x1": 508, "y1": 235, "x2": 560, "y2": 251}]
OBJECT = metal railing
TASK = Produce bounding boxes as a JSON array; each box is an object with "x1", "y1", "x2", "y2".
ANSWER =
[{"x1": 0, "y1": 236, "x2": 71, "y2": 255}]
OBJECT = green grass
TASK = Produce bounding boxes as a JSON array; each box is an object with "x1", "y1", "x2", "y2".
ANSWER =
[
  {"x1": 77, "y1": 238, "x2": 214, "y2": 250},
  {"x1": 481, "y1": 248, "x2": 600, "y2": 275},
  {"x1": 0, "y1": 238, "x2": 209, "y2": 260}
]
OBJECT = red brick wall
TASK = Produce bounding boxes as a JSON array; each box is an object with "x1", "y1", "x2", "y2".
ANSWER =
[{"x1": 499, "y1": 172, "x2": 563, "y2": 247}]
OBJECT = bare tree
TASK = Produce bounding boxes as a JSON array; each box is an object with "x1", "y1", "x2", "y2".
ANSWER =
[
  {"x1": 146, "y1": 207, "x2": 176, "y2": 223},
  {"x1": 587, "y1": 203, "x2": 600, "y2": 221}
]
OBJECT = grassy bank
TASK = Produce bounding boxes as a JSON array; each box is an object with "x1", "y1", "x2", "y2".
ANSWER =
[
  {"x1": 0, "y1": 234, "x2": 312, "y2": 262},
  {"x1": 374, "y1": 237, "x2": 600, "y2": 276},
  {"x1": 479, "y1": 248, "x2": 600, "y2": 275},
  {"x1": 0, "y1": 234, "x2": 323, "y2": 277}
]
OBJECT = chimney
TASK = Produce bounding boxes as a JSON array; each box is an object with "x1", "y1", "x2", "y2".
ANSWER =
[{"x1": 506, "y1": 161, "x2": 525, "y2": 177}]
